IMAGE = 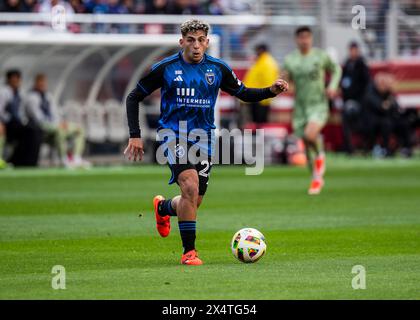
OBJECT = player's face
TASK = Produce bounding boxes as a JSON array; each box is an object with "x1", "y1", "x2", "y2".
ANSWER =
[
  {"x1": 349, "y1": 47, "x2": 360, "y2": 60},
  {"x1": 36, "y1": 77, "x2": 47, "y2": 92},
  {"x1": 296, "y1": 31, "x2": 313, "y2": 52},
  {"x1": 8, "y1": 75, "x2": 21, "y2": 90},
  {"x1": 180, "y1": 30, "x2": 209, "y2": 63}
]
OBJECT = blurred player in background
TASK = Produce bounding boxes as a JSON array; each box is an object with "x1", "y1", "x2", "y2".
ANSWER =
[
  {"x1": 363, "y1": 72, "x2": 413, "y2": 158},
  {"x1": 124, "y1": 19, "x2": 288, "y2": 265},
  {"x1": 243, "y1": 43, "x2": 280, "y2": 124},
  {"x1": 340, "y1": 41, "x2": 371, "y2": 155},
  {"x1": 283, "y1": 26, "x2": 342, "y2": 195},
  {"x1": 24, "y1": 74, "x2": 89, "y2": 168},
  {"x1": 0, "y1": 69, "x2": 39, "y2": 168}
]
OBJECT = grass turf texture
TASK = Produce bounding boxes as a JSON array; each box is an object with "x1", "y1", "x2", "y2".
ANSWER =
[{"x1": 0, "y1": 155, "x2": 419, "y2": 299}]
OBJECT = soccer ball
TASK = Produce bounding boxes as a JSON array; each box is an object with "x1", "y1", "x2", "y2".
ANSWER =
[{"x1": 231, "y1": 228, "x2": 266, "y2": 263}]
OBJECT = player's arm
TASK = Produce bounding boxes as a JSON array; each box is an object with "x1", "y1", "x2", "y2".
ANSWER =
[
  {"x1": 220, "y1": 64, "x2": 288, "y2": 102},
  {"x1": 125, "y1": 64, "x2": 164, "y2": 161},
  {"x1": 324, "y1": 52, "x2": 343, "y2": 99}
]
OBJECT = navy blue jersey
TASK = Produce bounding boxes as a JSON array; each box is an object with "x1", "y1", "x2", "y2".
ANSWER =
[
  {"x1": 137, "y1": 51, "x2": 244, "y2": 135},
  {"x1": 126, "y1": 51, "x2": 276, "y2": 155}
]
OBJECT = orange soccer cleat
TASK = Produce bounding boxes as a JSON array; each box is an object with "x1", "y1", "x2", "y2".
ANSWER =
[
  {"x1": 153, "y1": 195, "x2": 171, "y2": 237},
  {"x1": 308, "y1": 178, "x2": 324, "y2": 195},
  {"x1": 181, "y1": 250, "x2": 203, "y2": 266}
]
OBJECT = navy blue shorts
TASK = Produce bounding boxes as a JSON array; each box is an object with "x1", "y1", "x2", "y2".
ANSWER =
[{"x1": 166, "y1": 142, "x2": 213, "y2": 196}]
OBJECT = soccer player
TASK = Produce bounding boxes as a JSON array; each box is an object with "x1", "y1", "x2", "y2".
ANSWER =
[
  {"x1": 24, "y1": 74, "x2": 90, "y2": 168},
  {"x1": 283, "y1": 26, "x2": 342, "y2": 195},
  {"x1": 125, "y1": 19, "x2": 288, "y2": 265}
]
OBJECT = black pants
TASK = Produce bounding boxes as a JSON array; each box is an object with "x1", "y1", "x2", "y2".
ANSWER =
[
  {"x1": 364, "y1": 113, "x2": 412, "y2": 154},
  {"x1": 341, "y1": 100, "x2": 363, "y2": 154},
  {"x1": 249, "y1": 102, "x2": 269, "y2": 124},
  {"x1": 6, "y1": 121, "x2": 42, "y2": 167}
]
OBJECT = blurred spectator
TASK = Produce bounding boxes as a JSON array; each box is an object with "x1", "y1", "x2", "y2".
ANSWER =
[
  {"x1": 38, "y1": 0, "x2": 75, "y2": 13},
  {"x1": 205, "y1": 0, "x2": 224, "y2": 15},
  {"x1": 144, "y1": 0, "x2": 169, "y2": 14},
  {"x1": 24, "y1": 74, "x2": 90, "y2": 168},
  {"x1": 362, "y1": 73, "x2": 413, "y2": 157},
  {"x1": 403, "y1": 0, "x2": 420, "y2": 15},
  {"x1": 243, "y1": 44, "x2": 280, "y2": 124},
  {"x1": 168, "y1": 0, "x2": 205, "y2": 15},
  {"x1": 108, "y1": 0, "x2": 127, "y2": 14},
  {"x1": 69, "y1": 0, "x2": 87, "y2": 13},
  {"x1": 0, "y1": 70, "x2": 40, "y2": 167},
  {"x1": 340, "y1": 41, "x2": 371, "y2": 154},
  {"x1": 0, "y1": 0, "x2": 23, "y2": 12},
  {"x1": 21, "y1": 0, "x2": 38, "y2": 12},
  {"x1": 121, "y1": 0, "x2": 136, "y2": 13},
  {"x1": 92, "y1": 0, "x2": 109, "y2": 14}
]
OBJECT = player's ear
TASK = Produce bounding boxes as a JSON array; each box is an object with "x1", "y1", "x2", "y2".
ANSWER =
[{"x1": 179, "y1": 38, "x2": 184, "y2": 47}]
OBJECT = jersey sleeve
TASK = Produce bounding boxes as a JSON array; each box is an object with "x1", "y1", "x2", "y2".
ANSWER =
[
  {"x1": 220, "y1": 63, "x2": 245, "y2": 96},
  {"x1": 125, "y1": 63, "x2": 165, "y2": 138},
  {"x1": 323, "y1": 51, "x2": 342, "y2": 91},
  {"x1": 282, "y1": 56, "x2": 293, "y2": 81},
  {"x1": 219, "y1": 62, "x2": 276, "y2": 102},
  {"x1": 135, "y1": 63, "x2": 165, "y2": 96}
]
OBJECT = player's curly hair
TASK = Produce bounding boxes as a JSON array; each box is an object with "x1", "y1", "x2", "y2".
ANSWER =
[{"x1": 180, "y1": 19, "x2": 210, "y2": 37}]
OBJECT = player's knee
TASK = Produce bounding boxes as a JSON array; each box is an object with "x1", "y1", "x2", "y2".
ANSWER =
[
  {"x1": 179, "y1": 173, "x2": 199, "y2": 204},
  {"x1": 303, "y1": 130, "x2": 317, "y2": 145},
  {"x1": 182, "y1": 184, "x2": 199, "y2": 204},
  {"x1": 197, "y1": 196, "x2": 203, "y2": 208}
]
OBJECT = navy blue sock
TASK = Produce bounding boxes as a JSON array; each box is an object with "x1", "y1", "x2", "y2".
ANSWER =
[
  {"x1": 178, "y1": 221, "x2": 196, "y2": 254},
  {"x1": 158, "y1": 199, "x2": 177, "y2": 217}
]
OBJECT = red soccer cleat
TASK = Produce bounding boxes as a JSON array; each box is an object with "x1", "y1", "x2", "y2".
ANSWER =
[
  {"x1": 181, "y1": 250, "x2": 203, "y2": 266},
  {"x1": 308, "y1": 178, "x2": 324, "y2": 195},
  {"x1": 153, "y1": 195, "x2": 171, "y2": 237}
]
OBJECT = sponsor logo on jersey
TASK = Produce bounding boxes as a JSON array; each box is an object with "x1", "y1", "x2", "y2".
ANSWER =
[
  {"x1": 175, "y1": 70, "x2": 183, "y2": 75},
  {"x1": 176, "y1": 87, "x2": 195, "y2": 96},
  {"x1": 174, "y1": 75, "x2": 183, "y2": 82}
]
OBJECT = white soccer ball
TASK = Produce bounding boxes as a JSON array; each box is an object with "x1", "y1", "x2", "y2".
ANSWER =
[{"x1": 231, "y1": 228, "x2": 266, "y2": 263}]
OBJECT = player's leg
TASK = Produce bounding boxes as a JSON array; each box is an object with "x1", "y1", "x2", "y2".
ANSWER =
[
  {"x1": 303, "y1": 121, "x2": 326, "y2": 195},
  {"x1": 56, "y1": 124, "x2": 70, "y2": 166},
  {"x1": 67, "y1": 122, "x2": 89, "y2": 167},
  {"x1": 0, "y1": 122, "x2": 7, "y2": 168},
  {"x1": 175, "y1": 169, "x2": 203, "y2": 265}
]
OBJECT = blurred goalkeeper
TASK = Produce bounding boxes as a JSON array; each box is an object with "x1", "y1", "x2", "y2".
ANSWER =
[
  {"x1": 283, "y1": 26, "x2": 342, "y2": 195},
  {"x1": 125, "y1": 19, "x2": 288, "y2": 265}
]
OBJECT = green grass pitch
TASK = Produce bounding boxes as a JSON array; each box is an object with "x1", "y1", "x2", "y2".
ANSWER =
[{"x1": 0, "y1": 156, "x2": 419, "y2": 299}]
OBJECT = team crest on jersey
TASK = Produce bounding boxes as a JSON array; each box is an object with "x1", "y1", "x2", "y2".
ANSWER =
[
  {"x1": 205, "y1": 70, "x2": 215, "y2": 85},
  {"x1": 174, "y1": 144, "x2": 185, "y2": 158}
]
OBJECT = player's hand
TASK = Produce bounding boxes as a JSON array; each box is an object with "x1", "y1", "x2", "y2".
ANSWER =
[
  {"x1": 124, "y1": 138, "x2": 144, "y2": 162},
  {"x1": 270, "y1": 79, "x2": 289, "y2": 95},
  {"x1": 326, "y1": 88, "x2": 338, "y2": 100}
]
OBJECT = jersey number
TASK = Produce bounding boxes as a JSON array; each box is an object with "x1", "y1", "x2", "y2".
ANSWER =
[{"x1": 198, "y1": 160, "x2": 211, "y2": 177}]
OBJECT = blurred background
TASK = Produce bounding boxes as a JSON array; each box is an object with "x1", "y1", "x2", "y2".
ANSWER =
[{"x1": 0, "y1": 0, "x2": 419, "y2": 168}]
